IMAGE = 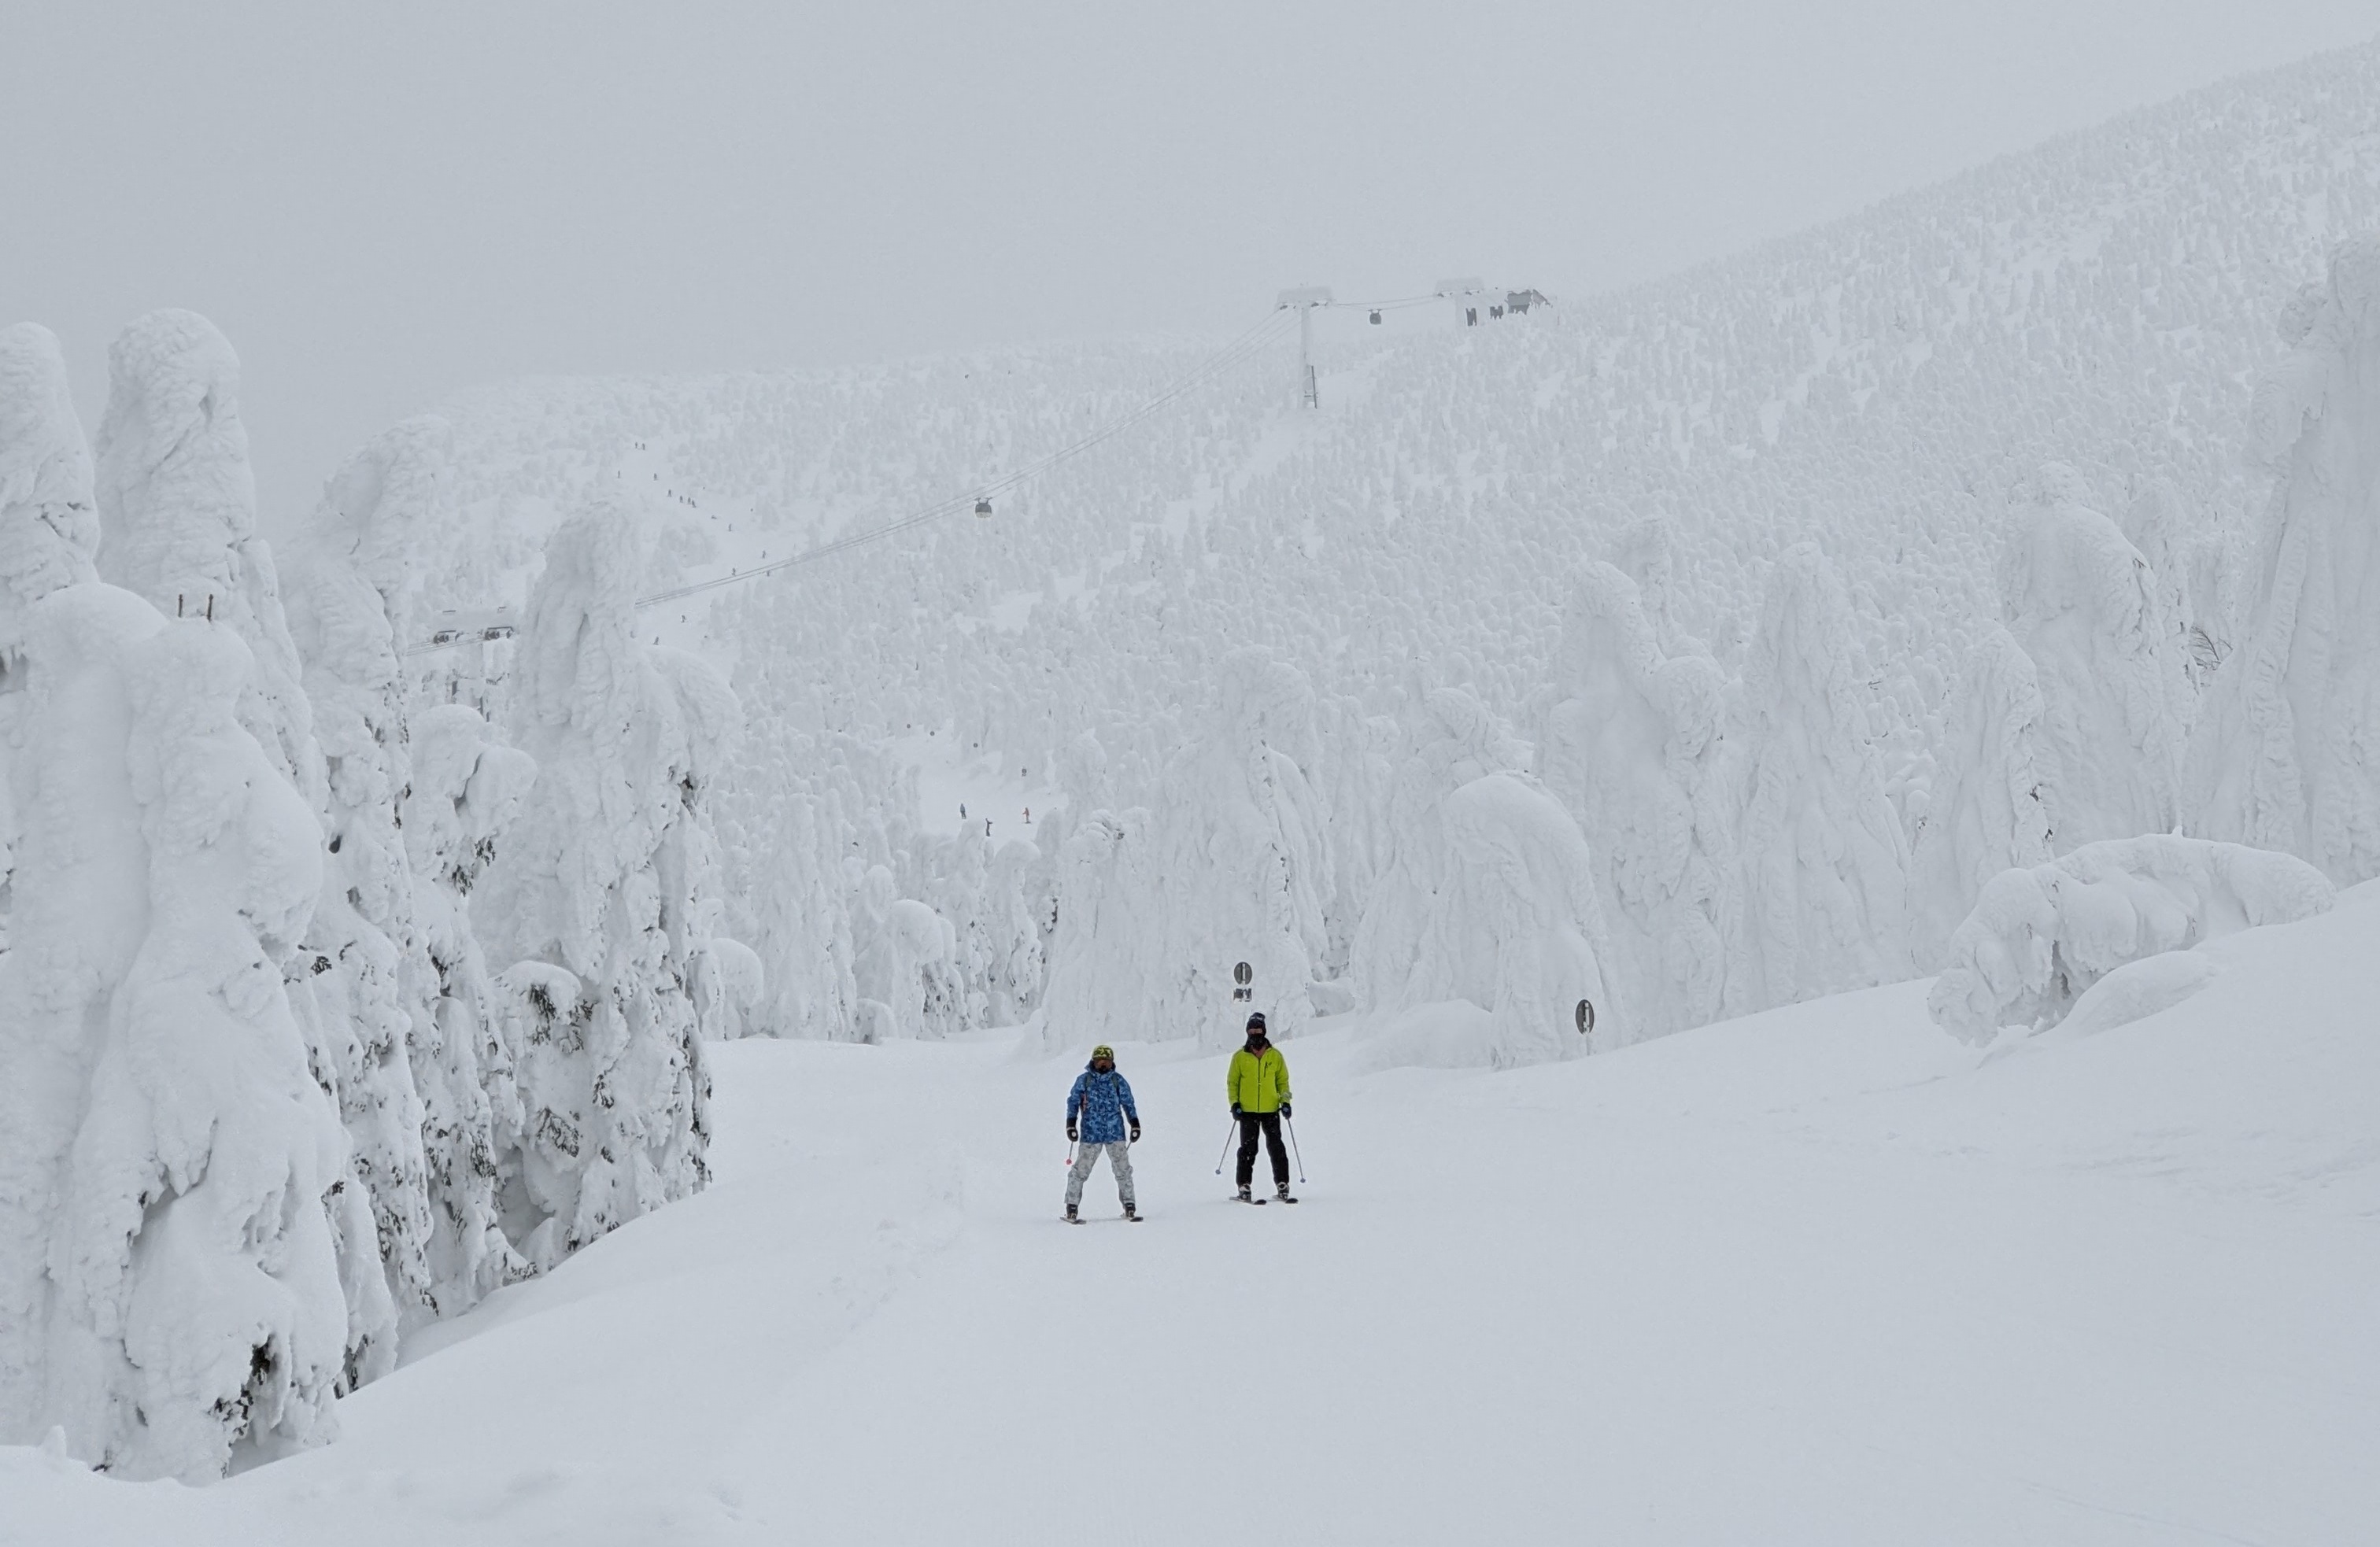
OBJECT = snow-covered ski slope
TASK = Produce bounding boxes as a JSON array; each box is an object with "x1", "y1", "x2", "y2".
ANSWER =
[{"x1": 11, "y1": 881, "x2": 2376, "y2": 1545}]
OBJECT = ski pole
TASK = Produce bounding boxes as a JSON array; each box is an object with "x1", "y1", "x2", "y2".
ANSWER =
[
  {"x1": 1213, "y1": 1119, "x2": 1236, "y2": 1176},
  {"x1": 1285, "y1": 1116, "x2": 1306, "y2": 1184},
  {"x1": 1064, "y1": 1139, "x2": 1076, "y2": 1169}
]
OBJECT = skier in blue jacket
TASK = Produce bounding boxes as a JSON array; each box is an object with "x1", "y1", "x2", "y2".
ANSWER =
[{"x1": 1065, "y1": 1045, "x2": 1141, "y2": 1222}]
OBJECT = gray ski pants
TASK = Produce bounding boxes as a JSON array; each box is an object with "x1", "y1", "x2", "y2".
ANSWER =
[{"x1": 1066, "y1": 1139, "x2": 1135, "y2": 1211}]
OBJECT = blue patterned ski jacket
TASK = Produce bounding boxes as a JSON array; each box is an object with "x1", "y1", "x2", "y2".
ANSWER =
[{"x1": 1066, "y1": 1065, "x2": 1139, "y2": 1145}]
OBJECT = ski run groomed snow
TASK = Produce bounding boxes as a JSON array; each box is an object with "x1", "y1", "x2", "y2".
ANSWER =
[
  {"x1": 6, "y1": 31, "x2": 2380, "y2": 1547},
  {"x1": 9, "y1": 881, "x2": 2379, "y2": 1543}
]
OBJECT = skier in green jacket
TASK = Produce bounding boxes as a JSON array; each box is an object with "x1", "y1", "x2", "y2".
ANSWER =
[{"x1": 1226, "y1": 1012, "x2": 1295, "y2": 1203}]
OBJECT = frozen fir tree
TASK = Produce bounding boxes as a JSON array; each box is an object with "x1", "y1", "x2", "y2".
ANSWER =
[
  {"x1": 91, "y1": 310, "x2": 412, "y2": 1382},
  {"x1": 402, "y1": 706, "x2": 535, "y2": 1290},
  {"x1": 475, "y1": 500, "x2": 730, "y2": 1268},
  {"x1": 2001, "y1": 463, "x2": 2193, "y2": 853},
  {"x1": 1351, "y1": 687, "x2": 1527, "y2": 1013},
  {"x1": 1906, "y1": 626, "x2": 2057, "y2": 969},
  {"x1": 0, "y1": 323, "x2": 115, "y2": 1449},
  {"x1": 1534, "y1": 563, "x2": 1736, "y2": 1036},
  {"x1": 2189, "y1": 237, "x2": 2380, "y2": 884},
  {"x1": 1730, "y1": 542, "x2": 1912, "y2": 1010},
  {"x1": 1388, "y1": 772, "x2": 1619, "y2": 1066},
  {"x1": 44, "y1": 619, "x2": 353, "y2": 1479},
  {"x1": 850, "y1": 863, "x2": 954, "y2": 1041},
  {"x1": 2, "y1": 329, "x2": 349, "y2": 1478},
  {"x1": 91, "y1": 310, "x2": 317, "y2": 785},
  {"x1": 287, "y1": 418, "x2": 525, "y2": 1320}
]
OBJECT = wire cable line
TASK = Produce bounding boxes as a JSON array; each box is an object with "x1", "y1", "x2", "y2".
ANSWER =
[{"x1": 632, "y1": 308, "x2": 1299, "y2": 609}]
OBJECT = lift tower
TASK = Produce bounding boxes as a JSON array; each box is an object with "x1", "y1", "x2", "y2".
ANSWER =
[{"x1": 1275, "y1": 286, "x2": 1332, "y2": 408}]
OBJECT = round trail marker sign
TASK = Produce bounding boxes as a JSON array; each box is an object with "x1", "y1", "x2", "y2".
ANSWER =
[
  {"x1": 1234, "y1": 962, "x2": 1252, "y2": 986},
  {"x1": 1575, "y1": 999, "x2": 1595, "y2": 1036}
]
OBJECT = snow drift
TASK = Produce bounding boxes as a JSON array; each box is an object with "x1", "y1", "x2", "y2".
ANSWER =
[{"x1": 1927, "y1": 835, "x2": 2334, "y2": 1043}]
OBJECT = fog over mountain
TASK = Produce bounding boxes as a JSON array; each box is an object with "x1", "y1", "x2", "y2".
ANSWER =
[{"x1": 4, "y1": 16, "x2": 2379, "y2": 1546}]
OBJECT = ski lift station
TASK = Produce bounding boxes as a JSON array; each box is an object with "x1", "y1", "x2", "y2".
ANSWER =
[
  {"x1": 423, "y1": 607, "x2": 519, "y2": 648},
  {"x1": 1288, "y1": 277, "x2": 1550, "y2": 349}
]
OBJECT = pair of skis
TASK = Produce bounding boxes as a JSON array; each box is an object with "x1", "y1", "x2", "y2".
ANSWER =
[{"x1": 1062, "y1": 1191, "x2": 1301, "y2": 1222}]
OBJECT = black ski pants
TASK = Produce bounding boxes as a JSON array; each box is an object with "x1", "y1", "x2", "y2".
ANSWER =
[{"x1": 1236, "y1": 1111, "x2": 1288, "y2": 1189}]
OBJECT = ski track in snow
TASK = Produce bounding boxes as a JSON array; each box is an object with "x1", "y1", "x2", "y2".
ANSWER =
[{"x1": 10, "y1": 884, "x2": 2379, "y2": 1545}]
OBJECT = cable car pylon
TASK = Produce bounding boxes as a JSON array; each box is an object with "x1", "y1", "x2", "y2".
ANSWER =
[{"x1": 1275, "y1": 286, "x2": 1332, "y2": 408}]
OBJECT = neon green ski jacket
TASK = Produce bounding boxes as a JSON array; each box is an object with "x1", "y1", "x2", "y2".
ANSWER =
[{"x1": 1225, "y1": 1043, "x2": 1291, "y2": 1113}]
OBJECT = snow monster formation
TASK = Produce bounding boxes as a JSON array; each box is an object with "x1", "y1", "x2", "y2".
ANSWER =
[
  {"x1": 2000, "y1": 462, "x2": 2193, "y2": 854},
  {"x1": 1370, "y1": 772, "x2": 1620, "y2": 1068},
  {"x1": 2189, "y1": 236, "x2": 2380, "y2": 884},
  {"x1": 92, "y1": 310, "x2": 415, "y2": 1385},
  {"x1": 475, "y1": 501, "x2": 739, "y2": 1268},
  {"x1": 1035, "y1": 649, "x2": 1332, "y2": 1052},
  {"x1": 286, "y1": 419, "x2": 527, "y2": 1322},
  {"x1": 1729, "y1": 543, "x2": 1912, "y2": 1010},
  {"x1": 1159, "y1": 648, "x2": 1333, "y2": 1049},
  {"x1": 1907, "y1": 626, "x2": 2057, "y2": 970},
  {"x1": 0, "y1": 326, "x2": 350, "y2": 1479},
  {"x1": 1350, "y1": 686, "x2": 1528, "y2": 1014},
  {"x1": 1534, "y1": 563, "x2": 1735, "y2": 1037},
  {"x1": 1928, "y1": 836, "x2": 2334, "y2": 1043}
]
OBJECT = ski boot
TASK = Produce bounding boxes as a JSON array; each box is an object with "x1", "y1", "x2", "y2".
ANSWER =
[
  {"x1": 1065, "y1": 1203, "x2": 1080, "y2": 1224},
  {"x1": 1236, "y1": 1185, "x2": 1258, "y2": 1205},
  {"x1": 1276, "y1": 1183, "x2": 1299, "y2": 1205},
  {"x1": 1122, "y1": 1204, "x2": 1140, "y2": 1222}
]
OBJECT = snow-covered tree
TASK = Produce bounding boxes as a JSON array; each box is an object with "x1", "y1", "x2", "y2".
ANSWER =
[
  {"x1": 1034, "y1": 807, "x2": 1166, "y2": 1055},
  {"x1": 45, "y1": 619, "x2": 353, "y2": 1479},
  {"x1": 1161, "y1": 649, "x2": 1334, "y2": 1047},
  {"x1": 92, "y1": 309, "x2": 317, "y2": 788},
  {"x1": 2188, "y1": 237, "x2": 2380, "y2": 884},
  {"x1": 286, "y1": 418, "x2": 536, "y2": 1321},
  {"x1": 2, "y1": 327, "x2": 351, "y2": 1478},
  {"x1": 92, "y1": 310, "x2": 414, "y2": 1379},
  {"x1": 980, "y1": 838, "x2": 1046, "y2": 1026},
  {"x1": 1908, "y1": 626, "x2": 2056, "y2": 969},
  {"x1": 0, "y1": 323, "x2": 117, "y2": 1449},
  {"x1": 1036, "y1": 650, "x2": 1332, "y2": 1050},
  {"x1": 1928, "y1": 836, "x2": 2334, "y2": 1043},
  {"x1": 0, "y1": 323, "x2": 99, "y2": 647},
  {"x1": 1352, "y1": 687, "x2": 1528, "y2": 1012},
  {"x1": 1730, "y1": 542, "x2": 1911, "y2": 1010},
  {"x1": 402, "y1": 705, "x2": 535, "y2": 1304},
  {"x1": 1373, "y1": 772, "x2": 1619, "y2": 1067},
  {"x1": 2122, "y1": 477, "x2": 2216, "y2": 685},
  {"x1": 850, "y1": 863, "x2": 955, "y2": 1041},
  {"x1": 475, "y1": 500, "x2": 730, "y2": 1267},
  {"x1": 1534, "y1": 563, "x2": 1736, "y2": 1037},
  {"x1": 1313, "y1": 696, "x2": 1395, "y2": 977},
  {"x1": 2001, "y1": 463, "x2": 2193, "y2": 851}
]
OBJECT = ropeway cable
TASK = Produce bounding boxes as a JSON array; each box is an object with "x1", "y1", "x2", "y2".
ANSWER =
[{"x1": 631, "y1": 308, "x2": 1300, "y2": 609}]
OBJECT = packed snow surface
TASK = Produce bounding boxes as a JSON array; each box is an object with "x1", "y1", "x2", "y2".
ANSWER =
[{"x1": 9, "y1": 884, "x2": 2376, "y2": 1545}]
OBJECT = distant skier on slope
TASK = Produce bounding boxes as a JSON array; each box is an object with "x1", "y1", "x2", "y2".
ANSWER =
[
  {"x1": 1228, "y1": 1013, "x2": 1296, "y2": 1203},
  {"x1": 1065, "y1": 1044, "x2": 1141, "y2": 1222}
]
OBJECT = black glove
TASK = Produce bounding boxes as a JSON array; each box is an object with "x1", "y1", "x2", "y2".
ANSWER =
[
  {"x1": 1231, "y1": 1102, "x2": 1243, "y2": 1117},
  {"x1": 1281, "y1": 1102, "x2": 1292, "y2": 1120},
  {"x1": 1129, "y1": 1124, "x2": 1141, "y2": 1143},
  {"x1": 1066, "y1": 1124, "x2": 1077, "y2": 1143}
]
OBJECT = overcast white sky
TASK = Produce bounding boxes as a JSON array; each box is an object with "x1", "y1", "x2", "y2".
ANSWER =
[{"x1": 5, "y1": 2, "x2": 2374, "y2": 526}]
